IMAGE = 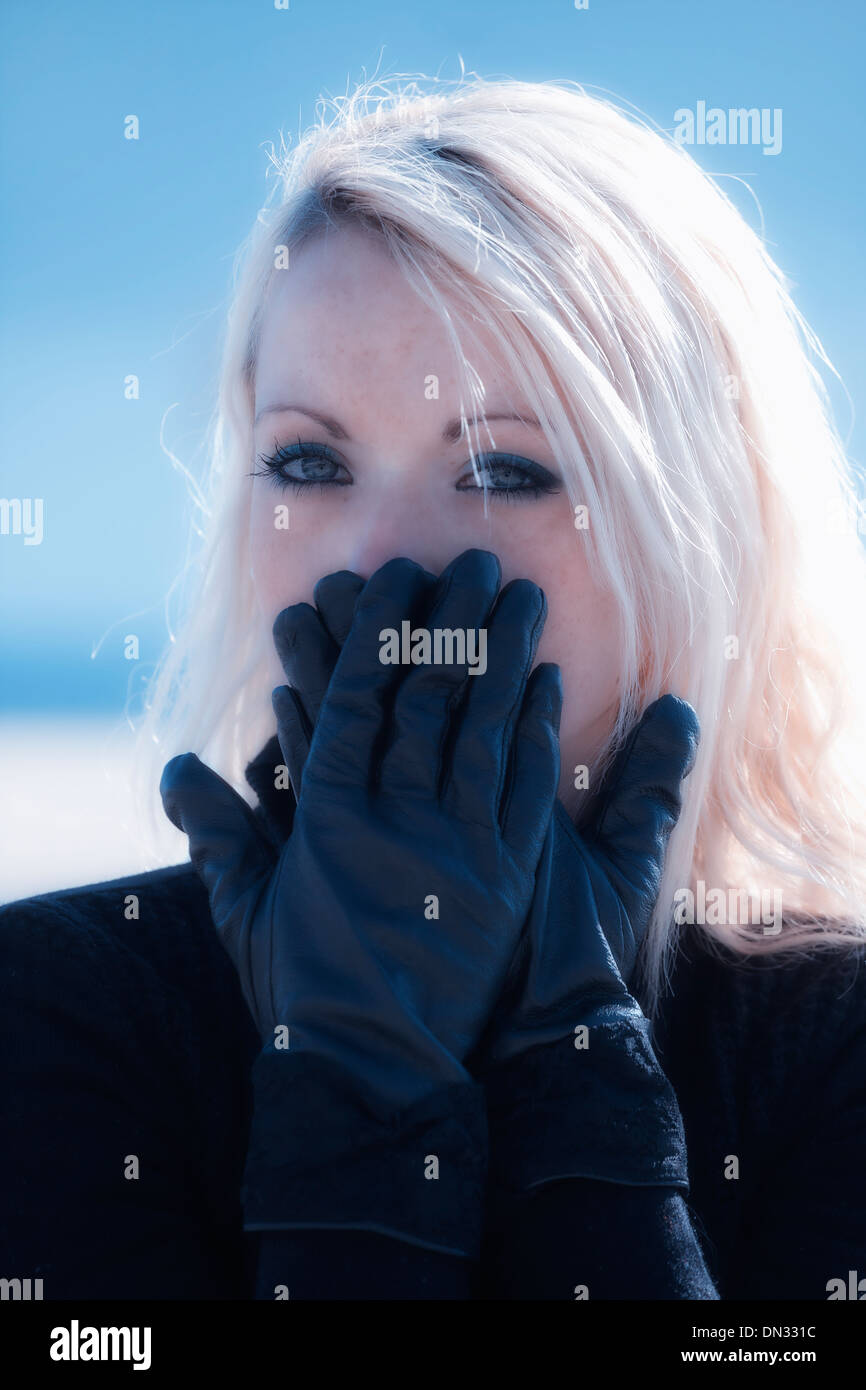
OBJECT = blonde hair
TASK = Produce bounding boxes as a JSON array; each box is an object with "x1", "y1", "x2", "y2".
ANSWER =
[{"x1": 133, "y1": 72, "x2": 866, "y2": 1017}]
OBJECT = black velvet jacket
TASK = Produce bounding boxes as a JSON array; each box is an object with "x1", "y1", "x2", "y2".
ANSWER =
[{"x1": 1, "y1": 735, "x2": 865, "y2": 1299}]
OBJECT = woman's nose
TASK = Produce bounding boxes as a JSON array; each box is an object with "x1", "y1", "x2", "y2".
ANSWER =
[{"x1": 343, "y1": 491, "x2": 450, "y2": 581}]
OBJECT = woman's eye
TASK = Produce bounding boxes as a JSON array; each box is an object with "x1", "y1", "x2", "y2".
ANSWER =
[
  {"x1": 456, "y1": 454, "x2": 561, "y2": 501},
  {"x1": 251, "y1": 440, "x2": 353, "y2": 492}
]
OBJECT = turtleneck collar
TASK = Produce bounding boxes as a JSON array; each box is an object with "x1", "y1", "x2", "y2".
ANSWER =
[{"x1": 243, "y1": 732, "x2": 297, "y2": 845}]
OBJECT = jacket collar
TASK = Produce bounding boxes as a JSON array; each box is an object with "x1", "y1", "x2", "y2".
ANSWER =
[{"x1": 244, "y1": 733, "x2": 297, "y2": 845}]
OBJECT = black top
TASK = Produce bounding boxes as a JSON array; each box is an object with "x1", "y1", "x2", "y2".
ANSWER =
[{"x1": 1, "y1": 735, "x2": 864, "y2": 1300}]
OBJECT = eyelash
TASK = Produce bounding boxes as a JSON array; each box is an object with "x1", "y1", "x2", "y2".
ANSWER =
[
  {"x1": 249, "y1": 440, "x2": 353, "y2": 497},
  {"x1": 458, "y1": 455, "x2": 561, "y2": 502},
  {"x1": 250, "y1": 439, "x2": 561, "y2": 502}
]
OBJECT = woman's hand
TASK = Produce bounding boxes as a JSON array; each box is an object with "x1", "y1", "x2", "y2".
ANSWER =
[
  {"x1": 265, "y1": 567, "x2": 365, "y2": 802},
  {"x1": 258, "y1": 556, "x2": 699, "y2": 1073},
  {"x1": 159, "y1": 549, "x2": 562, "y2": 1113},
  {"x1": 472, "y1": 693, "x2": 700, "y2": 1071}
]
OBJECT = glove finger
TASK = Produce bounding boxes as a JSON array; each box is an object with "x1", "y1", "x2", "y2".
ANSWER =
[
  {"x1": 500, "y1": 662, "x2": 563, "y2": 858},
  {"x1": 446, "y1": 577, "x2": 547, "y2": 826},
  {"x1": 587, "y1": 694, "x2": 700, "y2": 919},
  {"x1": 273, "y1": 602, "x2": 339, "y2": 730},
  {"x1": 310, "y1": 556, "x2": 436, "y2": 787},
  {"x1": 272, "y1": 683, "x2": 314, "y2": 800},
  {"x1": 270, "y1": 574, "x2": 365, "y2": 794},
  {"x1": 159, "y1": 752, "x2": 275, "y2": 938},
  {"x1": 313, "y1": 570, "x2": 366, "y2": 647},
  {"x1": 380, "y1": 549, "x2": 501, "y2": 797}
]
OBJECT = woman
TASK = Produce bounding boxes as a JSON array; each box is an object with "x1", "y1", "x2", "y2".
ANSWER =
[{"x1": 3, "y1": 74, "x2": 866, "y2": 1301}]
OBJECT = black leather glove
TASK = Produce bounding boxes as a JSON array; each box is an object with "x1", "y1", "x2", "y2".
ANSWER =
[
  {"x1": 160, "y1": 549, "x2": 562, "y2": 1114},
  {"x1": 260, "y1": 585, "x2": 700, "y2": 1196},
  {"x1": 474, "y1": 694, "x2": 701, "y2": 1193},
  {"x1": 475, "y1": 694, "x2": 700, "y2": 1064},
  {"x1": 266, "y1": 569, "x2": 365, "y2": 804}
]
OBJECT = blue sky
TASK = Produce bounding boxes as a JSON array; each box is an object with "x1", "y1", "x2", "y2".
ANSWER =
[{"x1": 2, "y1": 0, "x2": 864, "y2": 712}]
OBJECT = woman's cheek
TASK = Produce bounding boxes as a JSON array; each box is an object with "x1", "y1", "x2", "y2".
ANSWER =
[
  {"x1": 249, "y1": 494, "x2": 350, "y2": 617},
  {"x1": 532, "y1": 559, "x2": 622, "y2": 774},
  {"x1": 463, "y1": 508, "x2": 620, "y2": 746}
]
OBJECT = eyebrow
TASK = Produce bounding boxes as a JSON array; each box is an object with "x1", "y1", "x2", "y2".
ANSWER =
[{"x1": 253, "y1": 402, "x2": 542, "y2": 443}]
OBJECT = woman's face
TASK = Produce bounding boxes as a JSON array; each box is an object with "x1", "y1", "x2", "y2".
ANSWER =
[{"x1": 250, "y1": 223, "x2": 621, "y2": 811}]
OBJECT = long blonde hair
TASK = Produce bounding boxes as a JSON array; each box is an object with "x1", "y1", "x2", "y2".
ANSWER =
[{"x1": 133, "y1": 72, "x2": 866, "y2": 1017}]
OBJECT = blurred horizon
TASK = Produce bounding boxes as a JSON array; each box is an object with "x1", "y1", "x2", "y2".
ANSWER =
[{"x1": 0, "y1": 713, "x2": 190, "y2": 904}]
